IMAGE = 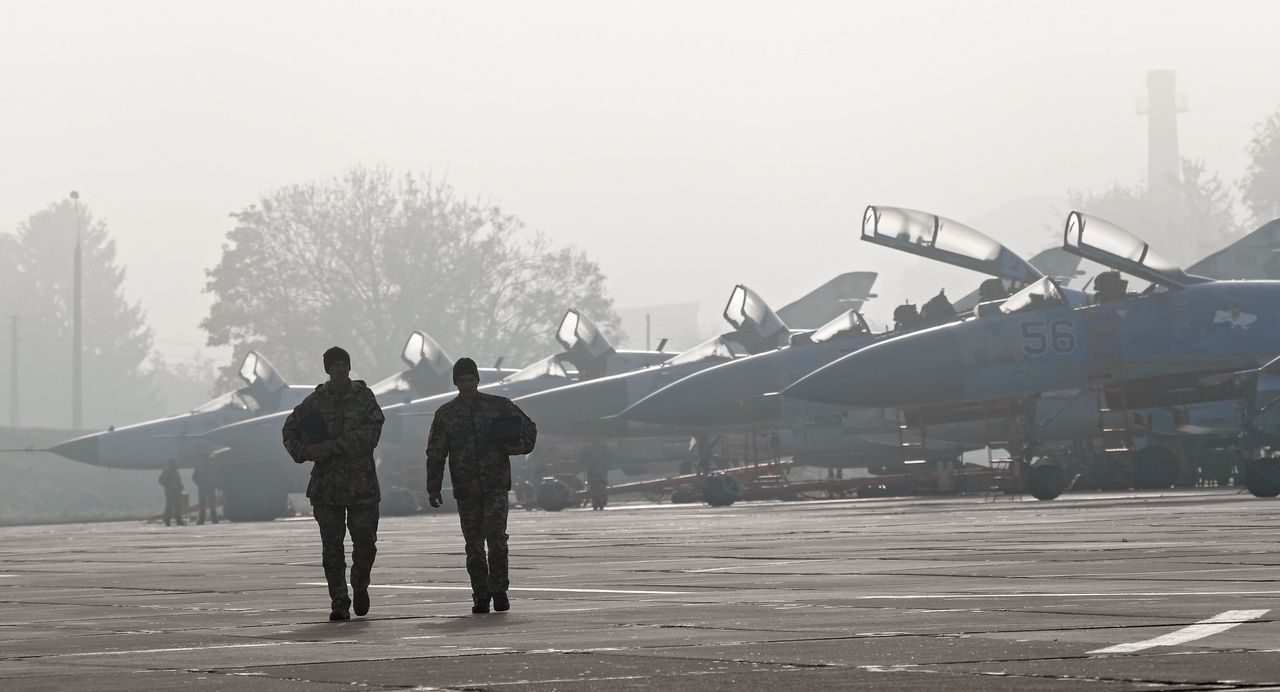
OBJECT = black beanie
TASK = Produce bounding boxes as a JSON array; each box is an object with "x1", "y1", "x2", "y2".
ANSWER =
[
  {"x1": 453, "y1": 357, "x2": 479, "y2": 384},
  {"x1": 323, "y1": 346, "x2": 351, "y2": 373}
]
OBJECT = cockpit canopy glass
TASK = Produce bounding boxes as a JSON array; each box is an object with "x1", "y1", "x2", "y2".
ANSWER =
[
  {"x1": 1065, "y1": 212, "x2": 1182, "y2": 276},
  {"x1": 502, "y1": 355, "x2": 578, "y2": 384},
  {"x1": 665, "y1": 335, "x2": 750, "y2": 367},
  {"x1": 809, "y1": 310, "x2": 871, "y2": 343},
  {"x1": 722, "y1": 285, "x2": 787, "y2": 342},
  {"x1": 1000, "y1": 276, "x2": 1066, "y2": 315},
  {"x1": 862, "y1": 206, "x2": 1042, "y2": 284},
  {"x1": 556, "y1": 309, "x2": 613, "y2": 359},
  {"x1": 865, "y1": 206, "x2": 1002, "y2": 261},
  {"x1": 191, "y1": 390, "x2": 257, "y2": 415},
  {"x1": 238, "y1": 352, "x2": 287, "y2": 392},
  {"x1": 401, "y1": 331, "x2": 452, "y2": 375}
]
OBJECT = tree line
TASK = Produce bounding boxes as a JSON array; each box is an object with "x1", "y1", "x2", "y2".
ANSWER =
[{"x1": 1, "y1": 106, "x2": 1278, "y2": 429}]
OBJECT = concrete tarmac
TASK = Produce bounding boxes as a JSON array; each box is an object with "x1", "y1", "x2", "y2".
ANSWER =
[{"x1": 3, "y1": 489, "x2": 1280, "y2": 690}]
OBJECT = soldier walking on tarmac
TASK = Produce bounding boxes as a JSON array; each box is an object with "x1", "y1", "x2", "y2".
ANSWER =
[
  {"x1": 584, "y1": 442, "x2": 610, "y2": 511},
  {"x1": 192, "y1": 457, "x2": 220, "y2": 525},
  {"x1": 426, "y1": 357, "x2": 537, "y2": 614},
  {"x1": 282, "y1": 346, "x2": 385, "y2": 621},
  {"x1": 158, "y1": 459, "x2": 185, "y2": 526}
]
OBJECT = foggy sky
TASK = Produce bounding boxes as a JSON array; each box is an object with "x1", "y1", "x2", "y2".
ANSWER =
[{"x1": 2, "y1": 0, "x2": 1277, "y2": 368}]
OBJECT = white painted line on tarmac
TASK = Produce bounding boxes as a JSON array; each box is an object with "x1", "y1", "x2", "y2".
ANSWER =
[
  {"x1": 685, "y1": 559, "x2": 829, "y2": 573},
  {"x1": 853, "y1": 591, "x2": 1280, "y2": 600},
  {"x1": 59, "y1": 641, "x2": 329, "y2": 657},
  {"x1": 299, "y1": 582, "x2": 688, "y2": 595},
  {"x1": 1089, "y1": 609, "x2": 1269, "y2": 654}
]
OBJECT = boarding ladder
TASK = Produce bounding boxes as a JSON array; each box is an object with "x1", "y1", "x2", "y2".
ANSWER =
[
  {"x1": 1086, "y1": 304, "x2": 1135, "y2": 487},
  {"x1": 984, "y1": 399, "x2": 1023, "y2": 501}
]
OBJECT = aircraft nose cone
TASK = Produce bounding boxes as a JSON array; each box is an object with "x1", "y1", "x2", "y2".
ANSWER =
[
  {"x1": 517, "y1": 378, "x2": 629, "y2": 436},
  {"x1": 49, "y1": 434, "x2": 102, "y2": 466},
  {"x1": 623, "y1": 363, "x2": 781, "y2": 427},
  {"x1": 784, "y1": 329, "x2": 965, "y2": 408}
]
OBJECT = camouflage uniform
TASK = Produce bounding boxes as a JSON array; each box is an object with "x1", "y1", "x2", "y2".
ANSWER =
[
  {"x1": 584, "y1": 443, "x2": 610, "y2": 510},
  {"x1": 426, "y1": 393, "x2": 536, "y2": 599},
  {"x1": 158, "y1": 466, "x2": 184, "y2": 526},
  {"x1": 282, "y1": 380, "x2": 384, "y2": 611},
  {"x1": 192, "y1": 458, "x2": 219, "y2": 524}
]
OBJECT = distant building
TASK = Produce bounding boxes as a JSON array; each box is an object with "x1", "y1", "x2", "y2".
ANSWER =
[{"x1": 616, "y1": 303, "x2": 701, "y2": 353}]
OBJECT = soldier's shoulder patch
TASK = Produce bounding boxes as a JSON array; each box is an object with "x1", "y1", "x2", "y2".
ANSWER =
[{"x1": 370, "y1": 408, "x2": 385, "y2": 423}]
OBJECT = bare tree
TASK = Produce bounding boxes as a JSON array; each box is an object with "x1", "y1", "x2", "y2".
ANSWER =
[
  {"x1": 1242, "y1": 106, "x2": 1280, "y2": 226},
  {"x1": 202, "y1": 166, "x2": 622, "y2": 387}
]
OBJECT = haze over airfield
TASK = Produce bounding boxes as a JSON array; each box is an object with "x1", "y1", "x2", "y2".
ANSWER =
[{"x1": 1, "y1": 1, "x2": 1276, "y2": 364}]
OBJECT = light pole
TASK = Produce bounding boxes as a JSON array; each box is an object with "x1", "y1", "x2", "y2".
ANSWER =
[{"x1": 70, "y1": 190, "x2": 82, "y2": 431}]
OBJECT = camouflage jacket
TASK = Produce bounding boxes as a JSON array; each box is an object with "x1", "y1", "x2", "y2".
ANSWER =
[
  {"x1": 282, "y1": 380, "x2": 384, "y2": 506},
  {"x1": 426, "y1": 392, "x2": 537, "y2": 499},
  {"x1": 158, "y1": 467, "x2": 183, "y2": 491}
]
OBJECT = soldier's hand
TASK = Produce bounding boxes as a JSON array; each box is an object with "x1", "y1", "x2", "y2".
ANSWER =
[
  {"x1": 428, "y1": 491, "x2": 443, "y2": 508},
  {"x1": 504, "y1": 444, "x2": 527, "y2": 455}
]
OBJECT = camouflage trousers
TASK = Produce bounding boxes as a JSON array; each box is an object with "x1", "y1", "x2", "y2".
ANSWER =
[
  {"x1": 162, "y1": 488, "x2": 183, "y2": 525},
  {"x1": 196, "y1": 485, "x2": 218, "y2": 523},
  {"x1": 456, "y1": 489, "x2": 509, "y2": 598},
  {"x1": 312, "y1": 503, "x2": 379, "y2": 609}
]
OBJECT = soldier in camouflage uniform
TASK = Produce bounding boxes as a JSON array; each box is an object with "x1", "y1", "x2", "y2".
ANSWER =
[
  {"x1": 426, "y1": 357, "x2": 537, "y2": 614},
  {"x1": 282, "y1": 346, "x2": 385, "y2": 621}
]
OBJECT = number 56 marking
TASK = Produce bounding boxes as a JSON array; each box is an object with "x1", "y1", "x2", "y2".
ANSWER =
[{"x1": 1021, "y1": 319, "x2": 1076, "y2": 356}]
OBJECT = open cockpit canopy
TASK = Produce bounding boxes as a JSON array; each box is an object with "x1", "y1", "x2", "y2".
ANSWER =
[
  {"x1": 862, "y1": 205, "x2": 1042, "y2": 284},
  {"x1": 999, "y1": 276, "x2": 1068, "y2": 315},
  {"x1": 401, "y1": 331, "x2": 452, "y2": 375},
  {"x1": 502, "y1": 354, "x2": 578, "y2": 385},
  {"x1": 665, "y1": 334, "x2": 751, "y2": 367},
  {"x1": 722, "y1": 285, "x2": 789, "y2": 353},
  {"x1": 1063, "y1": 212, "x2": 1211, "y2": 289},
  {"x1": 556, "y1": 309, "x2": 614, "y2": 360},
  {"x1": 238, "y1": 352, "x2": 288, "y2": 393},
  {"x1": 809, "y1": 310, "x2": 871, "y2": 344}
]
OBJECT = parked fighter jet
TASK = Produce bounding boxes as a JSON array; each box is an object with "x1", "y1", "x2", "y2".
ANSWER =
[
  {"x1": 617, "y1": 208, "x2": 1092, "y2": 486},
  {"x1": 200, "y1": 309, "x2": 673, "y2": 515},
  {"x1": 785, "y1": 212, "x2": 1280, "y2": 495},
  {"x1": 48, "y1": 351, "x2": 308, "y2": 471},
  {"x1": 49, "y1": 332, "x2": 495, "y2": 521},
  {"x1": 621, "y1": 207, "x2": 1078, "y2": 431}
]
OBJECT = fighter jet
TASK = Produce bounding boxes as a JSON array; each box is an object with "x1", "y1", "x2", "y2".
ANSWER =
[
  {"x1": 617, "y1": 208, "x2": 1091, "y2": 485},
  {"x1": 785, "y1": 212, "x2": 1280, "y2": 495},
  {"x1": 511, "y1": 284, "x2": 798, "y2": 442},
  {"x1": 200, "y1": 308, "x2": 673, "y2": 513},
  {"x1": 48, "y1": 351, "x2": 308, "y2": 471},
  {"x1": 620, "y1": 206, "x2": 1076, "y2": 431}
]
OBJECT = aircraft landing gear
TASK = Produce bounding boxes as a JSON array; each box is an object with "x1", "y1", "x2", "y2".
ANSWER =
[
  {"x1": 1244, "y1": 458, "x2": 1280, "y2": 498},
  {"x1": 701, "y1": 473, "x2": 742, "y2": 507},
  {"x1": 1023, "y1": 461, "x2": 1070, "y2": 501},
  {"x1": 536, "y1": 477, "x2": 574, "y2": 512}
]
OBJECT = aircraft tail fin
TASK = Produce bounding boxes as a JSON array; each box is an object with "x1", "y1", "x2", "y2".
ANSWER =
[
  {"x1": 777, "y1": 272, "x2": 878, "y2": 329},
  {"x1": 1027, "y1": 247, "x2": 1085, "y2": 285},
  {"x1": 1188, "y1": 219, "x2": 1280, "y2": 280}
]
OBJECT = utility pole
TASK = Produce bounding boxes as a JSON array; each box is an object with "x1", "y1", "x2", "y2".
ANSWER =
[
  {"x1": 645, "y1": 313, "x2": 651, "y2": 351},
  {"x1": 7, "y1": 315, "x2": 17, "y2": 427},
  {"x1": 71, "y1": 191, "x2": 82, "y2": 430}
]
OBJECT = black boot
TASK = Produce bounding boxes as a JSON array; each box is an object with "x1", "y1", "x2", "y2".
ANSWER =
[
  {"x1": 329, "y1": 607, "x2": 350, "y2": 621},
  {"x1": 471, "y1": 594, "x2": 490, "y2": 614},
  {"x1": 492, "y1": 592, "x2": 510, "y2": 612}
]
